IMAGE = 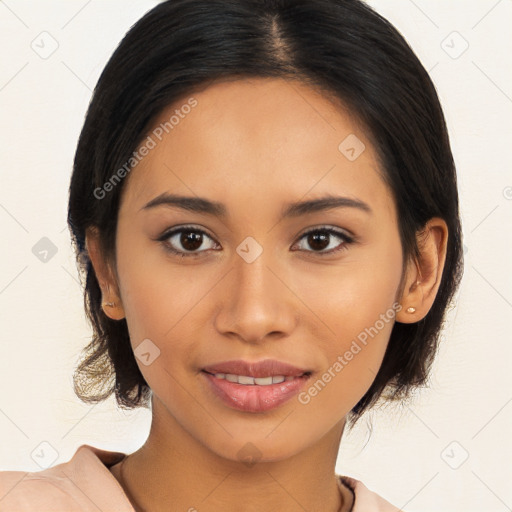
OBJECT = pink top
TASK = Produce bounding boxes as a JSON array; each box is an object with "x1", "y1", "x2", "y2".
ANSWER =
[{"x1": 0, "y1": 444, "x2": 404, "y2": 511}]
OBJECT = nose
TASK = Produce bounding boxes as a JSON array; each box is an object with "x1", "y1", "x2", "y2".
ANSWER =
[{"x1": 213, "y1": 247, "x2": 299, "y2": 345}]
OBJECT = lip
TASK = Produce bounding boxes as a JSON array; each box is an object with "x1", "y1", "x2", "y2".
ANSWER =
[
  {"x1": 202, "y1": 359, "x2": 309, "y2": 378},
  {"x1": 201, "y1": 359, "x2": 312, "y2": 413}
]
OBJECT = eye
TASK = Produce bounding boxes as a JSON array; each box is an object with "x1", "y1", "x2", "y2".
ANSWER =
[
  {"x1": 157, "y1": 224, "x2": 354, "y2": 259},
  {"x1": 157, "y1": 225, "x2": 219, "y2": 258},
  {"x1": 292, "y1": 226, "x2": 353, "y2": 256}
]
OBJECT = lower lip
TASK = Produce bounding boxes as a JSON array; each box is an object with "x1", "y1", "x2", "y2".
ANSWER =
[{"x1": 202, "y1": 371, "x2": 310, "y2": 412}]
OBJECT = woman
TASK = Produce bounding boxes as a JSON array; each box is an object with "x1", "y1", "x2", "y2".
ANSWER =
[{"x1": 0, "y1": 0, "x2": 463, "y2": 510}]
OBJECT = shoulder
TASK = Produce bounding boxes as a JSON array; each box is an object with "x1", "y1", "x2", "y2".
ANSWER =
[
  {"x1": 338, "y1": 475, "x2": 405, "y2": 512},
  {"x1": 0, "y1": 470, "x2": 82, "y2": 511},
  {"x1": 0, "y1": 444, "x2": 133, "y2": 512}
]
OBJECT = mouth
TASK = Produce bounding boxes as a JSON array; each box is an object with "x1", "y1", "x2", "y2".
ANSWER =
[
  {"x1": 201, "y1": 370, "x2": 311, "y2": 386},
  {"x1": 200, "y1": 359, "x2": 313, "y2": 412},
  {"x1": 202, "y1": 358, "x2": 311, "y2": 379}
]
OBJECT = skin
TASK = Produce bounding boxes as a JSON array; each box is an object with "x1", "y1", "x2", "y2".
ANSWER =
[{"x1": 86, "y1": 77, "x2": 448, "y2": 512}]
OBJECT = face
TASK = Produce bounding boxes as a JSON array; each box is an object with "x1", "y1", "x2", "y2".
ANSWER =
[{"x1": 110, "y1": 77, "x2": 405, "y2": 462}]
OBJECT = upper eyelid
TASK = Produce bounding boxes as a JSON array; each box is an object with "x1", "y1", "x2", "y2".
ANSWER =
[
  {"x1": 159, "y1": 224, "x2": 351, "y2": 240},
  {"x1": 300, "y1": 225, "x2": 352, "y2": 238},
  {"x1": 159, "y1": 224, "x2": 216, "y2": 241}
]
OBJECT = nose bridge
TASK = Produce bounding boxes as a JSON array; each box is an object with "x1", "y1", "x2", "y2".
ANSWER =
[
  {"x1": 214, "y1": 242, "x2": 296, "y2": 342},
  {"x1": 235, "y1": 246, "x2": 275, "y2": 302}
]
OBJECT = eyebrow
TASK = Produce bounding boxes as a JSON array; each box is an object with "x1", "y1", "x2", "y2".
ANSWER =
[{"x1": 140, "y1": 193, "x2": 372, "y2": 219}]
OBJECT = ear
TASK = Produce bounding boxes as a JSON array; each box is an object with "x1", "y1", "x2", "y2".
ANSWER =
[
  {"x1": 85, "y1": 226, "x2": 125, "y2": 321},
  {"x1": 396, "y1": 218, "x2": 448, "y2": 324}
]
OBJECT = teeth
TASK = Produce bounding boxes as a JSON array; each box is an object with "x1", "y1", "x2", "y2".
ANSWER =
[
  {"x1": 254, "y1": 376, "x2": 273, "y2": 385},
  {"x1": 212, "y1": 373, "x2": 297, "y2": 385}
]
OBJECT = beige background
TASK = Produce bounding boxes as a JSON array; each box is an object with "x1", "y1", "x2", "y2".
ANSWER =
[{"x1": 1, "y1": 1, "x2": 511, "y2": 511}]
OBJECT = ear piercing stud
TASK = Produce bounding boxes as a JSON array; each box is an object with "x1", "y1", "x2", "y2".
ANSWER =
[
  {"x1": 404, "y1": 281, "x2": 421, "y2": 313},
  {"x1": 103, "y1": 301, "x2": 116, "y2": 308}
]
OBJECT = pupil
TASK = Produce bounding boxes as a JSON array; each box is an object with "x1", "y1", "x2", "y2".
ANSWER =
[
  {"x1": 181, "y1": 231, "x2": 202, "y2": 251},
  {"x1": 309, "y1": 232, "x2": 329, "y2": 251}
]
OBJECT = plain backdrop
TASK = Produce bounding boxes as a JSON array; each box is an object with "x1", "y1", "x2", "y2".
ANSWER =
[{"x1": 1, "y1": 1, "x2": 511, "y2": 511}]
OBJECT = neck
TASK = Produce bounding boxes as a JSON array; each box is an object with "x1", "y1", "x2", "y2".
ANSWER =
[{"x1": 114, "y1": 397, "x2": 352, "y2": 512}]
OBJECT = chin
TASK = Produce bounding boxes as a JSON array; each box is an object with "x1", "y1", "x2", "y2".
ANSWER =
[{"x1": 201, "y1": 429, "x2": 318, "y2": 466}]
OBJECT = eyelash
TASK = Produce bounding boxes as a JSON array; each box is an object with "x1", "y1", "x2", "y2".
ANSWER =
[{"x1": 157, "y1": 224, "x2": 355, "y2": 259}]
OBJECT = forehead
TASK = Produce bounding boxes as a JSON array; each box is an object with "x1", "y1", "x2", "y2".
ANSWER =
[{"x1": 119, "y1": 77, "x2": 393, "y2": 219}]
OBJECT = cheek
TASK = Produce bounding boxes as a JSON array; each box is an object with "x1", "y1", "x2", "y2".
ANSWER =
[
  {"x1": 296, "y1": 288, "x2": 397, "y2": 423},
  {"x1": 295, "y1": 242, "x2": 402, "y2": 344},
  {"x1": 115, "y1": 225, "x2": 175, "y2": 329},
  {"x1": 292, "y1": 243, "x2": 402, "y2": 410},
  {"x1": 115, "y1": 233, "x2": 216, "y2": 367}
]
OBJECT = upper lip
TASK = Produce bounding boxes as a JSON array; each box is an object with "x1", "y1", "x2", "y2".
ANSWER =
[{"x1": 202, "y1": 359, "x2": 310, "y2": 378}]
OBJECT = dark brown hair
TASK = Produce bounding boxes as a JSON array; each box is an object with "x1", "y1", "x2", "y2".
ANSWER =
[{"x1": 67, "y1": 0, "x2": 464, "y2": 428}]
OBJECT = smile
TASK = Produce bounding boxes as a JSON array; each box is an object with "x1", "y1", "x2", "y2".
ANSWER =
[
  {"x1": 200, "y1": 359, "x2": 313, "y2": 412},
  {"x1": 205, "y1": 372, "x2": 299, "y2": 385}
]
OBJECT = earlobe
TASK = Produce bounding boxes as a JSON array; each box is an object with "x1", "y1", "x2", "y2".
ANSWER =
[
  {"x1": 396, "y1": 218, "x2": 448, "y2": 324},
  {"x1": 85, "y1": 227, "x2": 126, "y2": 321}
]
